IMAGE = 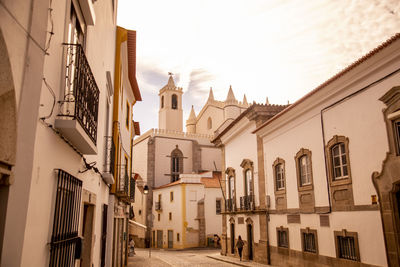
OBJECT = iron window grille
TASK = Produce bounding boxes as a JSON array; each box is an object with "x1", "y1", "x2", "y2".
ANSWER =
[
  {"x1": 277, "y1": 229, "x2": 289, "y2": 248},
  {"x1": 303, "y1": 232, "x2": 317, "y2": 253},
  {"x1": 49, "y1": 169, "x2": 83, "y2": 267},
  {"x1": 59, "y1": 43, "x2": 100, "y2": 144},
  {"x1": 130, "y1": 177, "x2": 135, "y2": 202},
  {"x1": 240, "y1": 195, "x2": 255, "y2": 210},
  {"x1": 337, "y1": 236, "x2": 358, "y2": 261},
  {"x1": 116, "y1": 164, "x2": 129, "y2": 196}
]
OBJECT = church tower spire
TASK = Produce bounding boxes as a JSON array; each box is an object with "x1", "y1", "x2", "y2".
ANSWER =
[
  {"x1": 186, "y1": 105, "x2": 197, "y2": 133},
  {"x1": 225, "y1": 85, "x2": 237, "y2": 102},
  {"x1": 208, "y1": 87, "x2": 214, "y2": 102},
  {"x1": 158, "y1": 73, "x2": 183, "y2": 132}
]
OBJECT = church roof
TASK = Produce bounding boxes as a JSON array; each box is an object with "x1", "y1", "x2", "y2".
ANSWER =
[{"x1": 243, "y1": 94, "x2": 248, "y2": 106}]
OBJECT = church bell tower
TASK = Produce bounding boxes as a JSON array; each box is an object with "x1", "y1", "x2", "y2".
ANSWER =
[{"x1": 158, "y1": 74, "x2": 183, "y2": 132}]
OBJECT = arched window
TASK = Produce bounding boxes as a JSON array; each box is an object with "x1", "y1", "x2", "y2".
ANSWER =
[
  {"x1": 170, "y1": 145, "x2": 183, "y2": 182},
  {"x1": 207, "y1": 117, "x2": 212, "y2": 129},
  {"x1": 161, "y1": 96, "x2": 164, "y2": 108},
  {"x1": 171, "y1": 94, "x2": 177, "y2": 109},
  {"x1": 331, "y1": 143, "x2": 348, "y2": 180},
  {"x1": 275, "y1": 163, "x2": 285, "y2": 190},
  {"x1": 273, "y1": 157, "x2": 286, "y2": 210}
]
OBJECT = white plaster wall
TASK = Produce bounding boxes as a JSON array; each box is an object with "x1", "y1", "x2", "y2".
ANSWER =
[
  {"x1": 200, "y1": 146, "x2": 222, "y2": 171},
  {"x1": 154, "y1": 138, "x2": 193, "y2": 187},
  {"x1": 226, "y1": 214, "x2": 260, "y2": 243},
  {"x1": 204, "y1": 188, "x2": 222, "y2": 236},
  {"x1": 263, "y1": 111, "x2": 327, "y2": 209},
  {"x1": 152, "y1": 185, "x2": 184, "y2": 248},
  {"x1": 224, "y1": 120, "x2": 259, "y2": 206},
  {"x1": 196, "y1": 105, "x2": 224, "y2": 135},
  {"x1": 158, "y1": 90, "x2": 183, "y2": 132},
  {"x1": 132, "y1": 137, "x2": 148, "y2": 181},
  {"x1": 269, "y1": 211, "x2": 386, "y2": 266}
]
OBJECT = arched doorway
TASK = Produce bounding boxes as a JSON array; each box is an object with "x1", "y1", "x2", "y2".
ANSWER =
[{"x1": 0, "y1": 29, "x2": 17, "y2": 262}]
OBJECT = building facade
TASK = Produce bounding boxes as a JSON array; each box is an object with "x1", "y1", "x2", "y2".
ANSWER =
[
  {"x1": 254, "y1": 34, "x2": 400, "y2": 267},
  {"x1": 0, "y1": 1, "x2": 141, "y2": 267}
]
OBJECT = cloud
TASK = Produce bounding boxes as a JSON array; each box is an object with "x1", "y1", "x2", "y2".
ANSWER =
[{"x1": 187, "y1": 69, "x2": 215, "y2": 96}]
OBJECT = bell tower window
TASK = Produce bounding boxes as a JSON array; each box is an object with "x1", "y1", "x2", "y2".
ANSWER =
[
  {"x1": 172, "y1": 94, "x2": 178, "y2": 110},
  {"x1": 161, "y1": 96, "x2": 164, "y2": 108}
]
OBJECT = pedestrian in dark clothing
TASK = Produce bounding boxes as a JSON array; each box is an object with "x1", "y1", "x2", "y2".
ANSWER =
[{"x1": 236, "y1": 235, "x2": 244, "y2": 261}]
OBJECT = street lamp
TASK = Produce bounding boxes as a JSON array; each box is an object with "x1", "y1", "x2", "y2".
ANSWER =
[{"x1": 143, "y1": 185, "x2": 151, "y2": 258}]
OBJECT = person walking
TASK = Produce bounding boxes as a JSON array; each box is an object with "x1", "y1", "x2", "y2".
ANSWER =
[
  {"x1": 129, "y1": 238, "x2": 136, "y2": 256},
  {"x1": 236, "y1": 235, "x2": 244, "y2": 261}
]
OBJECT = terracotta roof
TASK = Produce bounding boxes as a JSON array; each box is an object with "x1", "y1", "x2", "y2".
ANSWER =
[
  {"x1": 253, "y1": 33, "x2": 400, "y2": 134},
  {"x1": 126, "y1": 30, "x2": 142, "y2": 102}
]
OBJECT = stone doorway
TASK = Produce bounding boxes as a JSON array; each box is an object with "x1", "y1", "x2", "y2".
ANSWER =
[
  {"x1": 247, "y1": 224, "x2": 253, "y2": 260},
  {"x1": 230, "y1": 223, "x2": 235, "y2": 254},
  {"x1": 168, "y1": 230, "x2": 173, "y2": 248},
  {"x1": 81, "y1": 204, "x2": 95, "y2": 267},
  {"x1": 157, "y1": 230, "x2": 163, "y2": 248}
]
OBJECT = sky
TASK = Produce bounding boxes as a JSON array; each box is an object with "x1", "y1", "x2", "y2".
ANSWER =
[{"x1": 117, "y1": 0, "x2": 400, "y2": 133}]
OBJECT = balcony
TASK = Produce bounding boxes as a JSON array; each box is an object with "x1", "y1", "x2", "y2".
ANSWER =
[
  {"x1": 240, "y1": 195, "x2": 255, "y2": 211},
  {"x1": 102, "y1": 136, "x2": 115, "y2": 184},
  {"x1": 155, "y1": 201, "x2": 162, "y2": 211},
  {"x1": 225, "y1": 198, "x2": 235, "y2": 212},
  {"x1": 55, "y1": 43, "x2": 99, "y2": 155},
  {"x1": 116, "y1": 164, "x2": 129, "y2": 198}
]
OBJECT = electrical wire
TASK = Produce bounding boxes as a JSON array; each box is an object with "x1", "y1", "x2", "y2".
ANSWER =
[{"x1": 40, "y1": 78, "x2": 56, "y2": 120}]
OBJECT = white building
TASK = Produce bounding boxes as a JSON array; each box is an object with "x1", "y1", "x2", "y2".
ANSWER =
[
  {"x1": 131, "y1": 75, "x2": 247, "y2": 248},
  {"x1": 0, "y1": 1, "x2": 140, "y2": 267},
  {"x1": 151, "y1": 172, "x2": 222, "y2": 249},
  {"x1": 212, "y1": 103, "x2": 287, "y2": 262},
  {"x1": 238, "y1": 33, "x2": 400, "y2": 266}
]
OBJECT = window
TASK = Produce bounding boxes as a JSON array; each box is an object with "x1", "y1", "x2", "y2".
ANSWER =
[
  {"x1": 170, "y1": 146, "x2": 183, "y2": 182},
  {"x1": 171, "y1": 94, "x2": 177, "y2": 109},
  {"x1": 157, "y1": 213, "x2": 160, "y2": 221},
  {"x1": 169, "y1": 212, "x2": 172, "y2": 220},
  {"x1": 161, "y1": 96, "x2": 164, "y2": 108},
  {"x1": 245, "y1": 169, "x2": 253, "y2": 196},
  {"x1": 331, "y1": 143, "x2": 348, "y2": 180},
  {"x1": 170, "y1": 191, "x2": 173, "y2": 202},
  {"x1": 216, "y1": 199, "x2": 221, "y2": 214},
  {"x1": 126, "y1": 102, "x2": 130, "y2": 129},
  {"x1": 228, "y1": 176, "x2": 235, "y2": 199},
  {"x1": 301, "y1": 228, "x2": 318, "y2": 254},
  {"x1": 299, "y1": 155, "x2": 311, "y2": 185},
  {"x1": 395, "y1": 118, "x2": 400, "y2": 155},
  {"x1": 207, "y1": 117, "x2": 212, "y2": 129},
  {"x1": 177, "y1": 233, "x2": 180, "y2": 242},
  {"x1": 68, "y1": 3, "x2": 86, "y2": 46},
  {"x1": 138, "y1": 209, "x2": 142, "y2": 215},
  {"x1": 277, "y1": 227, "x2": 289, "y2": 248},
  {"x1": 275, "y1": 164, "x2": 285, "y2": 190},
  {"x1": 334, "y1": 230, "x2": 360, "y2": 261},
  {"x1": 295, "y1": 149, "x2": 315, "y2": 211}
]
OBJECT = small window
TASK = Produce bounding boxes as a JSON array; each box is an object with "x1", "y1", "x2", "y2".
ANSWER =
[
  {"x1": 138, "y1": 209, "x2": 142, "y2": 215},
  {"x1": 126, "y1": 102, "x2": 130, "y2": 128},
  {"x1": 216, "y1": 199, "x2": 221, "y2": 214},
  {"x1": 331, "y1": 143, "x2": 348, "y2": 180},
  {"x1": 301, "y1": 229, "x2": 317, "y2": 253},
  {"x1": 171, "y1": 146, "x2": 183, "y2": 182},
  {"x1": 275, "y1": 164, "x2": 285, "y2": 190},
  {"x1": 172, "y1": 94, "x2": 177, "y2": 109},
  {"x1": 169, "y1": 212, "x2": 172, "y2": 220},
  {"x1": 277, "y1": 227, "x2": 289, "y2": 248},
  {"x1": 157, "y1": 213, "x2": 160, "y2": 221},
  {"x1": 334, "y1": 230, "x2": 360, "y2": 261},
  {"x1": 170, "y1": 191, "x2": 173, "y2": 202},
  {"x1": 395, "y1": 118, "x2": 400, "y2": 155},
  {"x1": 161, "y1": 96, "x2": 164, "y2": 108},
  {"x1": 177, "y1": 233, "x2": 180, "y2": 242},
  {"x1": 207, "y1": 117, "x2": 212, "y2": 129}
]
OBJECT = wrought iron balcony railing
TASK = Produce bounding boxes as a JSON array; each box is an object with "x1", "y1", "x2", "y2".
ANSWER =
[
  {"x1": 58, "y1": 43, "x2": 100, "y2": 145},
  {"x1": 225, "y1": 198, "x2": 235, "y2": 212},
  {"x1": 155, "y1": 201, "x2": 162, "y2": 211},
  {"x1": 130, "y1": 177, "x2": 135, "y2": 202},
  {"x1": 240, "y1": 195, "x2": 255, "y2": 211}
]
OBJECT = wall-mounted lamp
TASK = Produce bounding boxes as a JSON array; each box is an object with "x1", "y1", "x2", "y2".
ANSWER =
[{"x1": 143, "y1": 185, "x2": 149, "y2": 195}]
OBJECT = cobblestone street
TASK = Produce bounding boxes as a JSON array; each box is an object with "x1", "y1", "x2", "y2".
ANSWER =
[{"x1": 128, "y1": 248, "x2": 272, "y2": 267}]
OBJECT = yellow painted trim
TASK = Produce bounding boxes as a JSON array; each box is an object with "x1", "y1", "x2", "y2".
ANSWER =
[{"x1": 181, "y1": 184, "x2": 187, "y2": 246}]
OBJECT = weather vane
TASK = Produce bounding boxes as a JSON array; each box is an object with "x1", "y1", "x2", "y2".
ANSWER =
[{"x1": 168, "y1": 72, "x2": 174, "y2": 76}]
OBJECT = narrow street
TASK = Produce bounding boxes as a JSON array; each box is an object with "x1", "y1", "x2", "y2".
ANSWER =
[{"x1": 128, "y1": 248, "x2": 272, "y2": 267}]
